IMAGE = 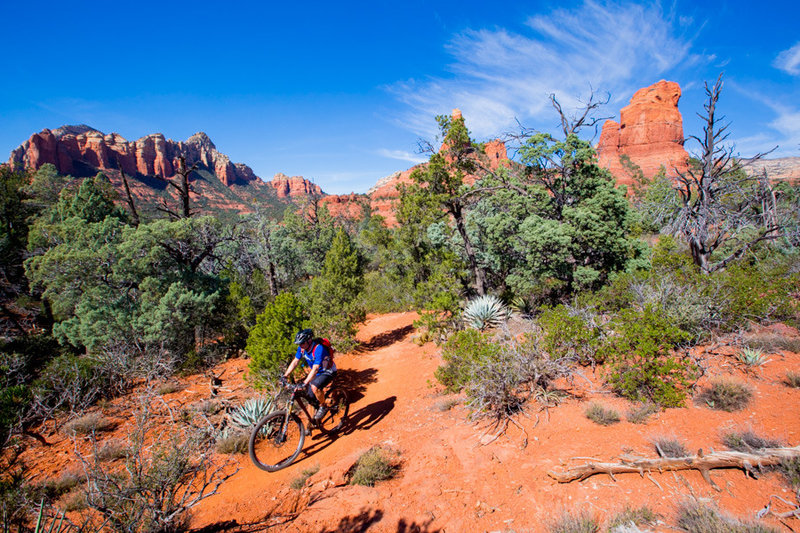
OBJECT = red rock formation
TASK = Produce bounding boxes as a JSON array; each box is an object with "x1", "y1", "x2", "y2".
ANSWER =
[
  {"x1": 269, "y1": 173, "x2": 323, "y2": 198},
  {"x1": 8, "y1": 126, "x2": 260, "y2": 187},
  {"x1": 596, "y1": 80, "x2": 689, "y2": 187}
]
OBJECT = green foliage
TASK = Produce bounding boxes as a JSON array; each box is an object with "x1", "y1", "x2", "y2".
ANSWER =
[
  {"x1": 435, "y1": 329, "x2": 502, "y2": 393},
  {"x1": 600, "y1": 307, "x2": 696, "y2": 407},
  {"x1": 461, "y1": 294, "x2": 510, "y2": 331},
  {"x1": 537, "y1": 304, "x2": 601, "y2": 364},
  {"x1": 305, "y1": 228, "x2": 365, "y2": 352},
  {"x1": 349, "y1": 447, "x2": 397, "y2": 486},
  {"x1": 246, "y1": 292, "x2": 308, "y2": 387},
  {"x1": 735, "y1": 347, "x2": 770, "y2": 367},
  {"x1": 584, "y1": 403, "x2": 620, "y2": 426},
  {"x1": 228, "y1": 397, "x2": 273, "y2": 429},
  {"x1": 357, "y1": 270, "x2": 413, "y2": 313},
  {"x1": 32, "y1": 354, "x2": 110, "y2": 414},
  {"x1": 698, "y1": 379, "x2": 752, "y2": 411},
  {"x1": 0, "y1": 166, "x2": 34, "y2": 290}
]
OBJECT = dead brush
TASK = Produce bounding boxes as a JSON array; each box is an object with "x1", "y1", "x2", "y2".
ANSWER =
[
  {"x1": 626, "y1": 403, "x2": 659, "y2": 424},
  {"x1": 62, "y1": 413, "x2": 116, "y2": 436},
  {"x1": 548, "y1": 509, "x2": 599, "y2": 533},
  {"x1": 584, "y1": 403, "x2": 620, "y2": 426},
  {"x1": 697, "y1": 378, "x2": 752, "y2": 412},
  {"x1": 722, "y1": 429, "x2": 782, "y2": 452},
  {"x1": 651, "y1": 435, "x2": 689, "y2": 457},
  {"x1": 743, "y1": 332, "x2": 800, "y2": 354},
  {"x1": 676, "y1": 499, "x2": 779, "y2": 533}
]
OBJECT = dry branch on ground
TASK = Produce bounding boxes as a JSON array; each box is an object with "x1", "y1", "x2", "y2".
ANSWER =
[{"x1": 548, "y1": 445, "x2": 800, "y2": 490}]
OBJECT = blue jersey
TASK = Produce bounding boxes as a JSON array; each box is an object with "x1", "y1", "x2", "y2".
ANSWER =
[{"x1": 294, "y1": 343, "x2": 336, "y2": 371}]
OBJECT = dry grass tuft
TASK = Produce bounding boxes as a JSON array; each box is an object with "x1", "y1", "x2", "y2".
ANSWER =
[
  {"x1": 676, "y1": 499, "x2": 779, "y2": 532},
  {"x1": 584, "y1": 403, "x2": 620, "y2": 426},
  {"x1": 626, "y1": 403, "x2": 659, "y2": 424},
  {"x1": 290, "y1": 465, "x2": 320, "y2": 490},
  {"x1": 349, "y1": 446, "x2": 399, "y2": 486},
  {"x1": 548, "y1": 510, "x2": 599, "y2": 533},
  {"x1": 697, "y1": 379, "x2": 752, "y2": 412},
  {"x1": 62, "y1": 413, "x2": 115, "y2": 436},
  {"x1": 652, "y1": 436, "x2": 689, "y2": 458}
]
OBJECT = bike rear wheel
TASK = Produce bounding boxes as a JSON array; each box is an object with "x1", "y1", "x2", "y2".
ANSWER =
[
  {"x1": 318, "y1": 387, "x2": 350, "y2": 434},
  {"x1": 249, "y1": 410, "x2": 305, "y2": 472}
]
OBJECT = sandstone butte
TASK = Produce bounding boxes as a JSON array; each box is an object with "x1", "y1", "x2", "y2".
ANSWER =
[{"x1": 596, "y1": 79, "x2": 689, "y2": 188}]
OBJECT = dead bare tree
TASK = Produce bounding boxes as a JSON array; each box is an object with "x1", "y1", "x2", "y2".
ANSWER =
[
  {"x1": 157, "y1": 156, "x2": 198, "y2": 219},
  {"x1": 115, "y1": 157, "x2": 140, "y2": 226},
  {"x1": 668, "y1": 74, "x2": 781, "y2": 273}
]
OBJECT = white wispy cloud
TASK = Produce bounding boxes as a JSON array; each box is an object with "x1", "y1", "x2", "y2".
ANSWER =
[
  {"x1": 376, "y1": 148, "x2": 428, "y2": 164},
  {"x1": 389, "y1": 0, "x2": 706, "y2": 140},
  {"x1": 774, "y1": 42, "x2": 800, "y2": 75}
]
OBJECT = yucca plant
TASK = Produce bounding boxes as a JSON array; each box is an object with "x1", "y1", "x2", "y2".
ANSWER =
[
  {"x1": 229, "y1": 397, "x2": 273, "y2": 429},
  {"x1": 735, "y1": 347, "x2": 770, "y2": 367},
  {"x1": 462, "y1": 295, "x2": 511, "y2": 331}
]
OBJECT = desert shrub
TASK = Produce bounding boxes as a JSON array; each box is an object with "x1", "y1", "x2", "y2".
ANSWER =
[
  {"x1": 713, "y1": 261, "x2": 800, "y2": 330},
  {"x1": 743, "y1": 333, "x2": 800, "y2": 354},
  {"x1": 697, "y1": 379, "x2": 752, "y2": 412},
  {"x1": 584, "y1": 403, "x2": 620, "y2": 426},
  {"x1": 358, "y1": 271, "x2": 413, "y2": 314},
  {"x1": 35, "y1": 471, "x2": 82, "y2": 502},
  {"x1": 607, "y1": 505, "x2": 658, "y2": 530},
  {"x1": 675, "y1": 499, "x2": 779, "y2": 533},
  {"x1": 435, "y1": 329, "x2": 502, "y2": 393},
  {"x1": 600, "y1": 307, "x2": 696, "y2": 407},
  {"x1": 290, "y1": 465, "x2": 320, "y2": 490},
  {"x1": 246, "y1": 292, "x2": 309, "y2": 388},
  {"x1": 62, "y1": 413, "x2": 115, "y2": 436},
  {"x1": 461, "y1": 294, "x2": 510, "y2": 331},
  {"x1": 95, "y1": 439, "x2": 128, "y2": 461},
  {"x1": 214, "y1": 429, "x2": 249, "y2": 455},
  {"x1": 78, "y1": 402, "x2": 236, "y2": 533},
  {"x1": 626, "y1": 403, "x2": 659, "y2": 424},
  {"x1": 32, "y1": 354, "x2": 112, "y2": 417},
  {"x1": 722, "y1": 430, "x2": 782, "y2": 452},
  {"x1": 349, "y1": 447, "x2": 398, "y2": 486},
  {"x1": 783, "y1": 371, "x2": 800, "y2": 388},
  {"x1": 156, "y1": 382, "x2": 183, "y2": 395},
  {"x1": 537, "y1": 304, "x2": 601, "y2": 364},
  {"x1": 652, "y1": 436, "x2": 689, "y2": 457},
  {"x1": 61, "y1": 488, "x2": 88, "y2": 512},
  {"x1": 779, "y1": 458, "x2": 800, "y2": 488},
  {"x1": 548, "y1": 509, "x2": 599, "y2": 533},
  {"x1": 433, "y1": 398, "x2": 460, "y2": 412}
]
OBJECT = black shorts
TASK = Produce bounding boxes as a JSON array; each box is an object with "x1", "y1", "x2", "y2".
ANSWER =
[{"x1": 309, "y1": 369, "x2": 336, "y2": 390}]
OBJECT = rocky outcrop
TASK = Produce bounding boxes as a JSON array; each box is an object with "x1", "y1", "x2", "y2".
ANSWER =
[
  {"x1": 748, "y1": 157, "x2": 800, "y2": 182},
  {"x1": 596, "y1": 80, "x2": 689, "y2": 187},
  {"x1": 8, "y1": 126, "x2": 259, "y2": 187},
  {"x1": 269, "y1": 173, "x2": 323, "y2": 198}
]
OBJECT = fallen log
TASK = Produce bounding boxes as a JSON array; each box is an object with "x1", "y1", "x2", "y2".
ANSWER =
[{"x1": 548, "y1": 446, "x2": 800, "y2": 489}]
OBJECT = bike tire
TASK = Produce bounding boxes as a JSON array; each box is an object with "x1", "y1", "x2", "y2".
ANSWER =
[
  {"x1": 318, "y1": 387, "x2": 350, "y2": 434},
  {"x1": 249, "y1": 410, "x2": 305, "y2": 472}
]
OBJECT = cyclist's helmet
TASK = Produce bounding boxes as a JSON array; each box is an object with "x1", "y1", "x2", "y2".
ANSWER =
[{"x1": 294, "y1": 328, "x2": 314, "y2": 345}]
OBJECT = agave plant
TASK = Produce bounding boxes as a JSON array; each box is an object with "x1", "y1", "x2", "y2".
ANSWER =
[
  {"x1": 229, "y1": 397, "x2": 273, "y2": 429},
  {"x1": 462, "y1": 295, "x2": 511, "y2": 331},
  {"x1": 735, "y1": 347, "x2": 770, "y2": 367}
]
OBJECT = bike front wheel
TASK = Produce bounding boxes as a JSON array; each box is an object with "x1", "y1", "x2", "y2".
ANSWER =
[
  {"x1": 249, "y1": 410, "x2": 305, "y2": 472},
  {"x1": 318, "y1": 387, "x2": 350, "y2": 434}
]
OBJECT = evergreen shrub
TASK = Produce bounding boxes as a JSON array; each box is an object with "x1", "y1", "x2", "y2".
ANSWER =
[
  {"x1": 599, "y1": 307, "x2": 696, "y2": 407},
  {"x1": 434, "y1": 329, "x2": 502, "y2": 393},
  {"x1": 246, "y1": 292, "x2": 308, "y2": 388},
  {"x1": 537, "y1": 304, "x2": 601, "y2": 364}
]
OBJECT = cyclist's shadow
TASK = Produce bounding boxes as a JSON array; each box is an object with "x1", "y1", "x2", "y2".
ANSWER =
[{"x1": 300, "y1": 396, "x2": 396, "y2": 460}]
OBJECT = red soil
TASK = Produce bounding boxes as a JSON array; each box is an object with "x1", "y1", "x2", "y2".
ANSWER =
[{"x1": 15, "y1": 313, "x2": 800, "y2": 532}]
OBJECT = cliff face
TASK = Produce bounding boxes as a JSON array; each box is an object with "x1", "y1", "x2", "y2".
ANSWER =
[
  {"x1": 9, "y1": 127, "x2": 258, "y2": 187},
  {"x1": 596, "y1": 80, "x2": 689, "y2": 186}
]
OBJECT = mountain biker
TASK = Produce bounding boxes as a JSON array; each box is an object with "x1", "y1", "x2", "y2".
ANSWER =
[{"x1": 283, "y1": 328, "x2": 337, "y2": 421}]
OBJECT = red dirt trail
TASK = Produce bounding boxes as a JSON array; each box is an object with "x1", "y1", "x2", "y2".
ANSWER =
[{"x1": 18, "y1": 312, "x2": 800, "y2": 532}]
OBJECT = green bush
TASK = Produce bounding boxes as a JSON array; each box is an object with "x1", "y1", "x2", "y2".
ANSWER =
[
  {"x1": 246, "y1": 292, "x2": 309, "y2": 388},
  {"x1": 434, "y1": 329, "x2": 502, "y2": 393},
  {"x1": 349, "y1": 447, "x2": 397, "y2": 486},
  {"x1": 358, "y1": 271, "x2": 413, "y2": 314},
  {"x1": 600, "y1": 307, "x2": 696, "y2": 407},
  {"x1": 32, "y1": 354, "x2": 111, "y2": 415},
  {"x1": 537, "y1": 304, "x2": 601, "y2": 364}
]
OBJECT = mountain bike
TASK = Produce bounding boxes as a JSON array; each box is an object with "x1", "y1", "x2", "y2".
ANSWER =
[{"x1": 248, "y1": 376, "x2": 350, "y2": 472}]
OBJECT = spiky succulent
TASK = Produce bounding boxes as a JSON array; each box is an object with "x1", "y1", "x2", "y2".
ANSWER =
[
  {"x1": 736, "y1": 347, "x2": 770, "y2": 367},
  {"x1": 229, "y1": 397, "x2": 273, "y2": 429},
  {"x1": 462, "y1": 295, "x2": 511, "y2": 331}
]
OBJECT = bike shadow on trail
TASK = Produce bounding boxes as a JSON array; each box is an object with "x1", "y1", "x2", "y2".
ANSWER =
[
  {"x1": 354, "y1": 324, "x2": 414, "y2": 353},
  {"x1": 335, "y1": 367, "x2": 378, "y2": 404}
]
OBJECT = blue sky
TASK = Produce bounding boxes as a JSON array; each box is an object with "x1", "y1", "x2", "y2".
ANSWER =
[{"x1": 2, "y1": 0, "x2": 798, "y2": 194}]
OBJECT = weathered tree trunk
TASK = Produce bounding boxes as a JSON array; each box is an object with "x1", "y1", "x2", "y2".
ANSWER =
[
  {"x1": 451, "y1": 202, "x2": 486, "y2": 296},
  {"x1": 549, "y1": 446, "x2": 800, "y2": 489}
]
